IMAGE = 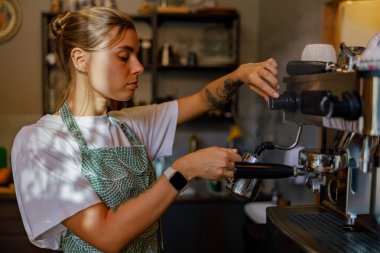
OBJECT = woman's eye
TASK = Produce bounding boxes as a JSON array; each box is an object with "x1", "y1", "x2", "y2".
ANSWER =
[{"x1": 119, "y1": 56, "x2": 129, "y2": 62}]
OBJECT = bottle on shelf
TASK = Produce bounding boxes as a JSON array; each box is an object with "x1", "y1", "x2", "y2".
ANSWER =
[
  {"x1": 139, "y1": 38, "x2": 152, "y2": 65},
  {"x1": 161, "y1": 43, "x2": 171, "y2": 66}
]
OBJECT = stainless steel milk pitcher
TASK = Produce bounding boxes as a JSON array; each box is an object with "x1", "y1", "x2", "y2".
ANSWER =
[{"x1": 225, "y1": 152, "x2": 263, "y2": 200}]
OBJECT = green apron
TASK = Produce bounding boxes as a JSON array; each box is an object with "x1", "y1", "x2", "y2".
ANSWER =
[{"x1": 59, "y1": 102, "x2": 159, "y2": 252}]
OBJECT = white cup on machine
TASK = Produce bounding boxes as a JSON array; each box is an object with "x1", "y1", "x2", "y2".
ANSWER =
[{"x1": 301, "y1": 44, "x2": 337, "y2": 63}]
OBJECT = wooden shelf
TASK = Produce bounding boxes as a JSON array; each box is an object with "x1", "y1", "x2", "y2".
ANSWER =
[
  {"x1": 156, "y1": 11, "x2": 239, "y2": 26},
  {"x1": 157, "y1": 64, "x2": 237, "y2": 71},
  {"x1": 41, "y1": 11, "x2": 240, "y2": 116}
]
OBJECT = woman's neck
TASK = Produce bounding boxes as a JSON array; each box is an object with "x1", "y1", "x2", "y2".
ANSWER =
[
  {"x1": 66, "y1": 98, "x2": 109, "y2": 116},
  {"x1": 67, "y1": 85, "x2": 109, "y2": 116}
]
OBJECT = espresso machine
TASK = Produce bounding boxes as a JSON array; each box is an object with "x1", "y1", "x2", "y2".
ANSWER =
[
  {"x1": 226, "y1": 36, "x2": 380, "y2": 252},
  {"x1": 264, "y1": 68, "x2": 380, "y2": 252}
]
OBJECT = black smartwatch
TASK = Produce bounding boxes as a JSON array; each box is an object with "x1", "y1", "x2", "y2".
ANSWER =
[{"x1": 164, "y1": 167, "x2": 188, "y2": 192}]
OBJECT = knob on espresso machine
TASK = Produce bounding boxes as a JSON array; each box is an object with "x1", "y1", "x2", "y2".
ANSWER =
[
  {"x1": 269, "y1": 90, "x2": 333, "y2": 115},
  {"x1": 268, "y1": 91, "x2": 300, "y2": 112},
  {"x1": 319, "y1": 91, "x2": 361, "y2": 120},
  {"x1": 269, "y1": 90, "x2": 362, "y2": 121}
]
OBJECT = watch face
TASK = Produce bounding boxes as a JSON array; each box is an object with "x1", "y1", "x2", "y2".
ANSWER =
[{"x1": 170, "y1": 171, "x2": 188, "y2": 191}]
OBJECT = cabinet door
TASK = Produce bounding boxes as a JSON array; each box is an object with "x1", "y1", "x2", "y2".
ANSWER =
[
  {"x1": 161, "y1": 201, "x2": 245, "y2": 253},
  {"x1": 161, "y1": 203, "x2": 200, "y2": 253},
  {"x1": 199, "y1": 203, "x2": 245, "y2": 253},
  {"x1": 0, "y1": 198, "x2": 55, "y2": 252}
]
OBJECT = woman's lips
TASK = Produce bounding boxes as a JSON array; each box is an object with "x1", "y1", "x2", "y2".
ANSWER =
[{"x1": 127, "y1": 81, "x2": 138, "y2": 89}]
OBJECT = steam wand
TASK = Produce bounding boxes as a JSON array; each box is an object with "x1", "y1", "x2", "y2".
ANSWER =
[
  {"x1": 253, "y1": 123, "x2": 303, "y2": 157},
  {"x1": 226, "y1": 123, "x2": 305, "y2": 200},
  {"x1": 233, "y1": 123, "x2": 306, "y2": 180}
]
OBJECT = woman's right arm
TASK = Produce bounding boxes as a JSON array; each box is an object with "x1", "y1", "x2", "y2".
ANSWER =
[
  {"x1": 62, "y1": 146, "x2": 241, "y2": 253},
  {"x1": 62, "y1": 175, "x2": 177, "y2": 253}
]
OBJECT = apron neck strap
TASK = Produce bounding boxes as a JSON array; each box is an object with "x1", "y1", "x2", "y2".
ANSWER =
[
  {"x1": 59, "y1": 101, "x2": 89, "y2": 151},
  {"x1": 108, "y1": 116, "x2": 142, "y2": 146}
]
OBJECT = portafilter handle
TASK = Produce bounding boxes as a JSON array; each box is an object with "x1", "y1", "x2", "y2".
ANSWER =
[{"x1": 234, "y1": 162, "x2": 299, "y2": 179}]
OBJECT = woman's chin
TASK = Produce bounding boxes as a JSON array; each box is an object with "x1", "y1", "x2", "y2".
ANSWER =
[{"x1": 115, "y1": 93, "x2": 134, "y2": 102}]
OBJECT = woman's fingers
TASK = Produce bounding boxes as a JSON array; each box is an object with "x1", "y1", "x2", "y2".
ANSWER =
[
  {"x1": 177, "y1": 147, "x2": 242, "y2": 180},
  {"x1": 238, "y1": 59, "x2": 280, "y2": 100},
  {"x1": 219, "y1": 147, "x2": 242, "y2": 162},
  {"x1": 248, "y1": 72, "x2": 279, "y2": 99},
  {"x1": 264, "y1": 58, "x2": 278, "y2": 74},
  {"x1": 259, "y1": 67, "x2": 278, "y2": 88},
  {"x1": 223, "y1": 170, "x2": 234, "y2": 179}
]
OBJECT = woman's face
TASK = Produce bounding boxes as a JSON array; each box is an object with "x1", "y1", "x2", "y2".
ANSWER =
[{"x1": 87, "y1": 28, "x2": 144, "y2": 102}]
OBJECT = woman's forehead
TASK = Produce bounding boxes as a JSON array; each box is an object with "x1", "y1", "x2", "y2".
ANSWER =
[{"x1": 107, "y1": 28, "x2": 139, "y2": 50}]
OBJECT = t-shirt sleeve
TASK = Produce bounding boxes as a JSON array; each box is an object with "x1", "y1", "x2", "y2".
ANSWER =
[
  {"x1": 11, "y1": 126, "x2": 101, "y2": 249},
  {"x1": 110, "y1": 100, "x2": 178, "y2": 160}
]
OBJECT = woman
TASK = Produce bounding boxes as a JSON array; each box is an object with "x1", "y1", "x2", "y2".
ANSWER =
[{"x1": 11, "y1": 7, "x2": 279, "y2": 253}]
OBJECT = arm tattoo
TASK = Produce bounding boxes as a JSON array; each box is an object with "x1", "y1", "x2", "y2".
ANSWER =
[{"x1": 205, "y1": 78, "x2": 244, "y2": 107}]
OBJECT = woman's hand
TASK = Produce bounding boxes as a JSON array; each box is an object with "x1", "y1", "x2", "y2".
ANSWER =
[
  {"x1": 236, "y1": 58, "x2": 279, "y2": 101},
  {"x1": 172, "y1": 147, "x2": 242, "y2": 180}
]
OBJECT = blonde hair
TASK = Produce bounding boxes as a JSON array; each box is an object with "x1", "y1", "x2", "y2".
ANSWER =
[{"x1": 49, "y1": 7, "x2": 136, "y2": 111}]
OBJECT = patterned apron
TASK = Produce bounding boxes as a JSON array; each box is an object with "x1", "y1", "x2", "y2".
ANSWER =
[{"x1": 59, "y1": 102, "x2": 159, "y2": 252}]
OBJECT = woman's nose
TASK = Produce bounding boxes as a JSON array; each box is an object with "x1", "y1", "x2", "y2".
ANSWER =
[{"x1": 132, "y1": 56, "x2": 144, "y2": 75}]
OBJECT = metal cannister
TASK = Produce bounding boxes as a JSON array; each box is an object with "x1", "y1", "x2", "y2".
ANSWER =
[{"x1": 225, "y1": 153, "x2": 262, "y2": 200}]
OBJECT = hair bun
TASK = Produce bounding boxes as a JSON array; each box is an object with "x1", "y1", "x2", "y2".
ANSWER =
[{"x1": 49, "y1": 11, "x2": 70, "y2": 39}]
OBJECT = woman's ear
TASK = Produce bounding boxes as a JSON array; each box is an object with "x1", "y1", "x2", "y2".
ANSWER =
[{"x1": 71, "y1": 47, "x2": 88, "y2": 72}]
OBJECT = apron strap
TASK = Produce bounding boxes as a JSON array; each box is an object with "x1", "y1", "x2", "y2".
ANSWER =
[
  {"x1": 108, "y1": 116, "x2": 143, "y2": 146},
  {"x1": 59, "y1": 101, "x2": 143, "y2": 150},
  {"x1": 59, "y1": 102, "x2": 89, "y2": 152}
]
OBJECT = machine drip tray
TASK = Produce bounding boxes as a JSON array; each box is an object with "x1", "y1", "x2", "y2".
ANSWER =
[{"x1": 267, "y1": 205, "x2": 380, "y2": 253}]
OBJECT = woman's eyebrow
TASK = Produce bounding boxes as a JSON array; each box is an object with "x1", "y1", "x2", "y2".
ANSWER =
[{"x1": 118, "y1": 45, "x2": 135, "y2": 52}]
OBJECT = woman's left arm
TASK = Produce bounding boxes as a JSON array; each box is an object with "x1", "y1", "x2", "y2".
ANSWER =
[{"x1": 177, "y1": 58, "x2": 279, "y2": 125}]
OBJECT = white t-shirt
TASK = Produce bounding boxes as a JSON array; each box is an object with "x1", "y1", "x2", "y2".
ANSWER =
[{"x1": 11, "y1": 101, "x2": 178, "y2": 250}]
